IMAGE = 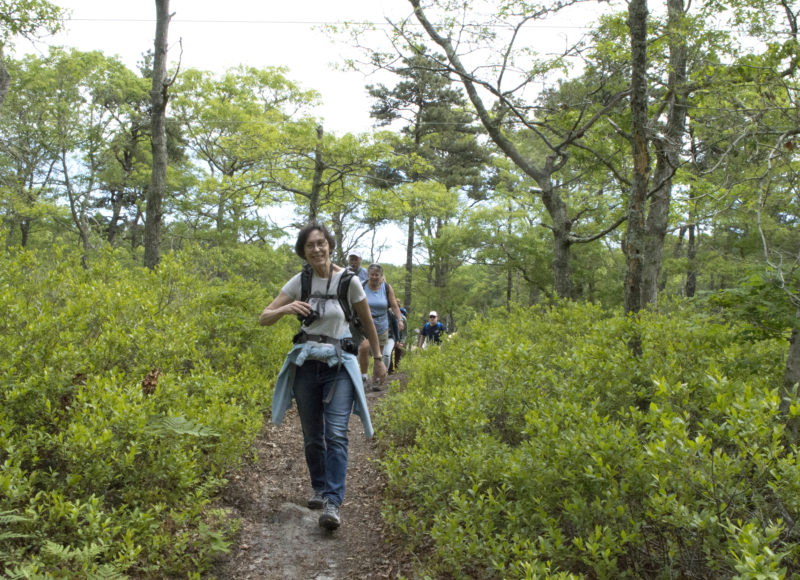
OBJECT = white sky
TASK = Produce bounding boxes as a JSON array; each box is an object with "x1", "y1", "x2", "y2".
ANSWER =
[
  {"x1": 11, "y1": 0, "x2": 418, "y2": 262},
  {"x1": 15, "y1": 0, "x2": 414, "y2": 134},
  {"x1": 11, "y1": 0, "x2": 601, "y2": 264}
]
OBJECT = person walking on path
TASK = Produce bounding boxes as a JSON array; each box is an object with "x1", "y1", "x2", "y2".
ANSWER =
[
  {"x1": 347, "y1": 252, "x2": 368, "y2": 284},
  {"x1": 418, "y1": 311, "x2": 446, "y2": 348},
  {"x1": 259, "y1": 222, "x2": 386, "y2": 531},
  {"x1": 389, "y1": 307, "x2": 408, "y2": 373},
  {"x1": 357, "y1": 263, "x2": 404, "y2": 390}
]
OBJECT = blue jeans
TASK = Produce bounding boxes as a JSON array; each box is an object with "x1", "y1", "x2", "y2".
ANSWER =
[{"x1": 293, "y1": 360, "x2": 354, "y2": 506}]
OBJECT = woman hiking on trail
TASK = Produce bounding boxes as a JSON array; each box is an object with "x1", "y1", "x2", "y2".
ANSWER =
[
  {"x1": 357, "y1": 263, "x2": 404, "y2": 390},
  {"x1": 259, "y1": 222, "x2": 386, "y2": 530}
]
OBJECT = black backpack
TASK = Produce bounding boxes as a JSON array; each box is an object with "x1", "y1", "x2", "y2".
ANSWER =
[{"x1": 299, "y1": 263, "x2": 362, "y2": 330}]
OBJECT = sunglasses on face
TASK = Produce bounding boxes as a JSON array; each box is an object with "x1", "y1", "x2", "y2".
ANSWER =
[{"x1": 430, "y1": 315, "x2": 437, "y2": 318}]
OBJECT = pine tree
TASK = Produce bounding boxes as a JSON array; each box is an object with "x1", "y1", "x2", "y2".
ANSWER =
[{"x1": 367, "y1": 49, "x2": 490, "y2": 313}]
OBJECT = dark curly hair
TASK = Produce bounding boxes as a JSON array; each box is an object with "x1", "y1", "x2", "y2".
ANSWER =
[{"x1": 294, "y1": 222, "x2": 336, "y2": 260}]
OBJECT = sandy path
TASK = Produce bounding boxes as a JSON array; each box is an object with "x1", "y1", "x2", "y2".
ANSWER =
[{"x1": 206, "y1": 379, "x2": 415, "y2": 579}]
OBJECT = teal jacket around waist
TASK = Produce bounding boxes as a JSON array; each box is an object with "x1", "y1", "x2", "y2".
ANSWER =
[{"x1": 272, "y1": 343, "x2": 374, "y2": 439}]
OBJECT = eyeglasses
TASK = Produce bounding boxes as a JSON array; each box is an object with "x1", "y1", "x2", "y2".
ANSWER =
[{"x1": 304, "y1": 240, "x2": 328, "y2": 250}]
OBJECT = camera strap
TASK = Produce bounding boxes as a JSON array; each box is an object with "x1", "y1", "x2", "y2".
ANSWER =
[{"x1": 303, "y1": 263, "x2": 335, "y2": 322}]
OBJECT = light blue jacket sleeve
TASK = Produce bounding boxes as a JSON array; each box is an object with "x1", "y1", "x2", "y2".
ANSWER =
[{"x1": 271, "y1": 343, "x2": 374, "y2": 438}]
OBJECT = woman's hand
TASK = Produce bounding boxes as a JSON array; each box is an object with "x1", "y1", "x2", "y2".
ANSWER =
[
  {"x1": 373, "y1": 358, "x2": 387, "y2": 384},
  {"x1": 286, "y1": 300, "x2": 312, "y2": 317},
  {"x1": 259, "y1": 292, "x2": 311, "y2": 326}
]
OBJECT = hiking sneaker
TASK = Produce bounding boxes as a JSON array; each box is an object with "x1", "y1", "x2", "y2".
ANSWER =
[
  {"x1": 307, "y1": 489, "x2": 324, "y2": 510},
  {"x1": 319, "y1": 498, "x2": 341, "y2": 530}
]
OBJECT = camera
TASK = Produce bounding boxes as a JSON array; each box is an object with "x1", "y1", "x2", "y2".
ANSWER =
[
  {"x1": 297, "y1": 309, "x2": 320, "y2": 326},
  {"x1": 341, "y1": 337, "x2": 357, "y2": 355}
]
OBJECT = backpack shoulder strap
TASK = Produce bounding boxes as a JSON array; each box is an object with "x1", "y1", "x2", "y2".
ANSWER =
[
  {"x1": 299, "y1": 263, "x2": 313, "y2": 303},
  {"x1": 337, "y1": 268, "x2": 357, "y2": 323}
]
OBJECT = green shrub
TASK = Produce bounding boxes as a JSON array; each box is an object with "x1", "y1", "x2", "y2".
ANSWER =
[
  {"x1": 0, "y1": 243, "x2": 291, "y2": 577},
  {"x1": 376, "y1": 302, "x2": 794, "y2": 578}
]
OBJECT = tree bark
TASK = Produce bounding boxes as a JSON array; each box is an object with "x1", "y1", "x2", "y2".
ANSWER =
[
  {"x1": 782, "y1": 326, "x2": 800, "y2": 439},
  {"x1": 143, "y1": 0, "x2": 172, "y2": 269},
  {"x1": 0, "y1": 47, "x2": 10, "y2": 116},
  {"x1": 641, "y1": 0, "x2": 688, "y2": 306},
  {"x1": 309, "y1": 125, "x2": 324, "y2": 222},
  {"x1": 685, "y1": 222, "x2": 697, "y2": 297},
  {"x1": 403, "y1": 211, "x2": 414, "y2": 311},
  {"x1": 20, "y1": 219, "x2": 30, "y2": 248},
  {"x1": 624, "y1": 0, "x2": 650, "y2": 317},
  {"x1": 544, "y1": 185, "x2": 573, "y2": 300},
  {"x1": 107, "y1": 188, "x2": 124, "y2": 244},
  {"x1": 506, "y1": 210, "x2": 513, "y2": 309}
]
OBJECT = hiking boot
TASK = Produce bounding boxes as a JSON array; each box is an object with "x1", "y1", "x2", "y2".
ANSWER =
[
  {"x1": 307, "y1": 489, "x2": 324, "y2": 510},
  {"x1": 319, "y1": 498, "x2": 341, "y2": 530},
  {"x1": 371, "y1": 381, "x2": 384, "y2": 392}
]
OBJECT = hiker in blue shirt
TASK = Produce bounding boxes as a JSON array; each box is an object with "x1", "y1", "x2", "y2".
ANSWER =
[
  {"x1": 357, "y1": 263, "x2": 404, "y2": 390},
  {"x1": 418, "y1": 311, "x2": 446, "y2": 347}
]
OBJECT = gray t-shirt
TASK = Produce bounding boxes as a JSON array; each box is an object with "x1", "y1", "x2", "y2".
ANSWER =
[{"x1": 282, "y1": 268, "x2": 366, "y2": 340}]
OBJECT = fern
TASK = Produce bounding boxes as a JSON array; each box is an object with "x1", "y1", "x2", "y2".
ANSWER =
[
  {"x1": 144, "y1": 415, "x2": 221, "y2": 438},
  {"x1": 40, "y1": 541, "x2": 125, "y2": 578},
  {"x1": 0, "y1": 566, "x2": 34, "y2": 580},
  {"x1": 86, "y1": 565, "x2": 128, "y2": 580},
  {"x1": 0, "y1": 531, "x2": 29, "y2": 543},
  {"x1": 0, "y1": 510, "x2": 32, "y2": 562},
  {"x1": 41, "y1": 540, "x2": 106, "y2": 563},
  {"x1": 0, "y1": 510, "x2": 30, "y2": 525}
]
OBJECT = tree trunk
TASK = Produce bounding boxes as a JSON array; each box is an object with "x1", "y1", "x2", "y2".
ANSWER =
[
  {"x1": 20, "y1": 219, "x2": 30, "y2": 248},
  {"x1": 308, "y1": 125, "x2": 324, "y2": 222},
  {"x1": 552, "y1": 228, "x2": 572, "y2": 301},
  {"x1": 685, "y1": 223, "x2": 697, "y2": 297},
  {"x1": 403, "y1": 211, "x2": 414, "y2": 311},
  {"x1": 624, "y1": 0, "x2": 650, "y2": 317},
  {"x1": 0, "y1": 47, "x2": 10, "y2": 116},
  {"x1": 143, "y1": 0, "x2": 171, "y2": 269},
  {"x1": 506, "y1": 268, "x2": 512, "y2": 309},
  {"x1": 107, "y1": 189, "x2": 124, "y2": 244},
  {"x1": 505, "y1": 207, "x2": 513, "y2": 308},
  {"x1": 540, "y1": 184, "x2": 573, "y2": 300},
  {"x1": 215, "y1": 197, "x2": 226, "y2": 233},
  {"x1": 782, "y1": 326, "x2": 800, "y2": 439},
  {"x1": 130, "y1": 205, "x2": 143, "y2": 250},
  {"x1": 641, "y1": 0, "x2": 688, "y2": 307}
]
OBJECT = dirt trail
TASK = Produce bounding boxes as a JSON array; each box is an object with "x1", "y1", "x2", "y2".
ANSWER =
[{"x1": 207, "y1": 376, "x2": 416, "y2": 579}]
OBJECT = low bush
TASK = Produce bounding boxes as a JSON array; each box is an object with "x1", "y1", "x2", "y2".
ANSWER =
[
  {"x1": 0, "y1": 243, "x2": 293, "y2": 578},
  {"x1": 376, "y1": 302, "x2": 796, "y2": 579}
]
